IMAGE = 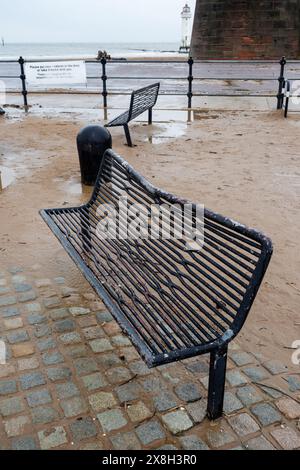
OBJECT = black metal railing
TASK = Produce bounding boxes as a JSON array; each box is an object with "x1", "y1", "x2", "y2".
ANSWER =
[{"x1": 0, "y1": 55, "x2": 299, "y2": 112}]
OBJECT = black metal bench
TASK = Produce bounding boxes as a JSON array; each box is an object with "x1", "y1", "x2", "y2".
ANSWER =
[
  {"x1": 40, "y1": 149, "x2": 273, "y2": 420},
  {"x1": 105, "y1": 83, "x2": 160, "y2": 147}
]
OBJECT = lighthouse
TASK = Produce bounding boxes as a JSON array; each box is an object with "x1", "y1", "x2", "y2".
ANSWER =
[{"x1": 179, "y1": 3, "x2": 192, "y2": 53}]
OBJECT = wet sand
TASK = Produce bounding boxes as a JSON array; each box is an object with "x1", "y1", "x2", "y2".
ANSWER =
[{"x1": 0, "y1": 108, "x2": 300, "y2": 369}]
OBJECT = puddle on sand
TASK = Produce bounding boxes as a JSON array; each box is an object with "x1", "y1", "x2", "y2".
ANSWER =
[
  {"x1": 53, "y1": 176, "x2": 93, "y2": 199},
  {"x1": 142, "y1": 121, "x2": 189, "y2": 145},
  {"x1": 0, "y1": 166, "x2": 15, "y2": 189}
]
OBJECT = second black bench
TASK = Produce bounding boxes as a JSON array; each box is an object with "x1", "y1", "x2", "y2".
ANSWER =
[{"x1": 105, "y1": 82, "x2": 160, "y2": 147}]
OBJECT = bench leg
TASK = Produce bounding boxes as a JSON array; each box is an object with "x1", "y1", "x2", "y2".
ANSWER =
[
  {"x1": 123, "y1": 124, "x2": 133, "y2": 147},
  {"x1": 148, "y1": 108, "x2": 153, "y2": 125},
  {"x1": 207, "y1": 345, "x2": 228, "y2": 420},
  {"x1": 284, "y1": 97, "x2": 289, "y2": 118}
]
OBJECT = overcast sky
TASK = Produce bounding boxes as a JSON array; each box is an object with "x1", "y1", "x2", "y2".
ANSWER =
[{"x1": 0, "y1": 0, "x2": 196, "y2": 43}]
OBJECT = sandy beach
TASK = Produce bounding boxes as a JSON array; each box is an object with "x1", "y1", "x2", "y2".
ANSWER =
[{"x1": 0, "y1": 106, "x2": 299, "y2": 368}]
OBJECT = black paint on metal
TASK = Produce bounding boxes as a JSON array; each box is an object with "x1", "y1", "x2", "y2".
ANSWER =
[
  {"x1": 40, "y1": 149, "x2": 273, "y2": 420},
  {"x1": 101, "y1": 58, "x2": 108, "y2": 109},
  {"x1": 18, "y1": 56, "x2": 28, "y2": 111},
  {"x1": 76, "y1": 125, "x2": 112, "y2": 186},
  {"x1": 105, "y1": 83, "x2": 160, "y2": 147},
  {"x1": 207, "y1": 345, "x2": 228, "y2": 420},
  {"x1": 277, "y1": 56, "x2": 286, "y2": 110},
  {"x1": 187, "y1": 57, "x2": 194, "y2": 109},
  {"x1": 123, "y1": 124, "x2": 133, "y2": 148}
]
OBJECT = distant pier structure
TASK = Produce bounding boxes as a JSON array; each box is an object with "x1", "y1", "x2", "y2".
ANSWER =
[
  {"x1": 191, "y1": 0, "x2": 300, "y2": 59},
  {"x1": 179, "y1": 4, "x2": 192, "y2": 54}
]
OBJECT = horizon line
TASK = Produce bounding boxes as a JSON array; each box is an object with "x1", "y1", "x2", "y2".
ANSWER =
[{"x1": 1, "y1": 40, "x2": 180, "y2": 45}]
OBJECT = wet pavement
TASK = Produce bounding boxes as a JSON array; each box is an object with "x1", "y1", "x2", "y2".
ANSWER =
[{"x1": 0, "y1": 266, "x2": 300, "y2": 450}]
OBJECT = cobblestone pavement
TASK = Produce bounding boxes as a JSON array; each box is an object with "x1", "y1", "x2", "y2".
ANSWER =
[{"x1": 0, "y1": 266, "x2": 300, "y2": 451}]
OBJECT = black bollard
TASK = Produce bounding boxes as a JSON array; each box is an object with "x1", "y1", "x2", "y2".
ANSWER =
[{"x1": 77, "y1": 125, "x2": 112, "y2": 186}]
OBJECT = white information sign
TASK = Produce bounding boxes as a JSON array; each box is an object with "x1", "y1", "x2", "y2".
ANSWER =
[
  {"x1": 25, "y1": 61, "x2": 87, "y2": 85},
  {"x1": 0, "y1": 80, "x2": 6, "y2": 105}
]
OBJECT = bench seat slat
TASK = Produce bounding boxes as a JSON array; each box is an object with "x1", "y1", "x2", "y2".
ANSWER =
[
  {"x1": 88, "y1": 183, "x2": 244, "y2": 314},
  {"x1": 65, "y1": 207, "x2": 225, "y2": 343},
  {"x1": 92, "y1": 184, "x2": 250, "y2": 295},
  {"x1": 106, "y1": 110, "x2": 130, "y2": 127}
]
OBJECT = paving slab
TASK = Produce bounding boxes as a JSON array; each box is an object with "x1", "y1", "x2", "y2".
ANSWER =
[{"x1": 0, "y1": 267, "x2": 299, "y2": 451}]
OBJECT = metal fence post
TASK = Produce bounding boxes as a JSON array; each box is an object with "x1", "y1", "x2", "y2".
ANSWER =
[
  {"x1": 187, "y1": 57, "x2": 194, "y2": 109},
  {"x1": 277, "y1": 56, "x2": 286, "y2": 110},
  {"x1": 101, "y1": 57, "x2": 108, "y2": 110},
  {"x1": 284, "y1": 80, "x2": 290, "y2": 118},
  {"x1": 18, "y1": 56, "x2": 28, "y2": 112}
]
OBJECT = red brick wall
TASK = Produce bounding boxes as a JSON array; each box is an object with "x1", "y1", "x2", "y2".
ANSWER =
[{"x1": 191, "y1": 0, "x2": 300, "y2": 59}]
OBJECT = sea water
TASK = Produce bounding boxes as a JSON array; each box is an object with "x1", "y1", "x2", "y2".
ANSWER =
[{"x1": 0, "y1": 42, "x2": 181, "y2": 60}]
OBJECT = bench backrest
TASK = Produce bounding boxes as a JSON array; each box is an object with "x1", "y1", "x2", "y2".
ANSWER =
[
  {"x1": 87, "y1": 150, "x2": 273, "y2": 353},
  {"x1": 128, "y1": 83, "x2": 160, "y2": 121}
]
